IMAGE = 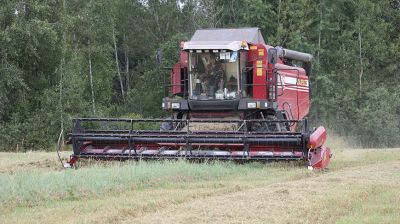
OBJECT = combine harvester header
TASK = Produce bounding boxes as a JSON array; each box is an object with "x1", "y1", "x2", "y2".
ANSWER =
[{"x1": 65, "y1": 28, "x2": 332, "y2": 169}]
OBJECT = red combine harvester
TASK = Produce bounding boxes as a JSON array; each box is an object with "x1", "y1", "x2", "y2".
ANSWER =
[{"x1": 66, "y1": 28, "x2": 331, "y2": 169}]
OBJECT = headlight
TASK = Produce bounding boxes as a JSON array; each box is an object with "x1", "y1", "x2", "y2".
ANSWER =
[
  {"x1": 264, "y1": 102, "x2": 268, "y2": 108},
  {"x1": 247, "y1": 102, "x2": 256, "y2": 109},
  {"x1": 171, "y1": 102, "x2": 180, "y2": 109},
  {"x1": 162, "y1": 102, "x2": 165, "y2": 108}
]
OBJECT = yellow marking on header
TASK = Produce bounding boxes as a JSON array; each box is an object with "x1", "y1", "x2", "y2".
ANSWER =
[
  {"x1": 258, "y1": 49, "x2": 264, "y2": 56},
  {"x1": 250, "y1": 46, "x2": 258, "y2": 50}
]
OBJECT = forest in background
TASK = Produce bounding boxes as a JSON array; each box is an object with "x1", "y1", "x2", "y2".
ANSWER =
[{"x1": 0, "y1": 0, "x2": 399, "y2": 151}]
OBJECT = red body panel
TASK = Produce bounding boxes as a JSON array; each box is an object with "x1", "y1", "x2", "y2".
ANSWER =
[
  {"x1": 171, "y1": 51, "x2": 188, "y2": 95},
  {"x1": 275, "y1": 63, "x2": 309, "y2": 130},
  {"x1": 245, "y1": 44, "x2": 310, "y2": 127},
  {"x1": 171, "y1": 63, "x2": 181, "y2": 94},
  {"x1": 180, "y1": 51, "x2": 188, "y2": 67},
  {"x1": 250, "y1": 44, "x2": 267, "y2": 99}
]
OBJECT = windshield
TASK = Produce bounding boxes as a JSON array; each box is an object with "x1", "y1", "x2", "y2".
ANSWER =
[{"x1": 189, "y1": 51, "x2": 240, "y2": 100}]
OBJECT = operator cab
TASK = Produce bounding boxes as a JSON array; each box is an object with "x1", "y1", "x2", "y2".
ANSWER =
[
  {"x1": 183, "y1": 37, "x2": 250, "y2": 111},
  {"x1": 188, "y1": 50, "x2": 243, "y2": 100},
  {"x1": 163, "y1": 28, "x2": 270, "y2": 112}
]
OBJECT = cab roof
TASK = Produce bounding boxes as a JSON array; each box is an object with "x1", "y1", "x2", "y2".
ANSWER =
[
  {"x1": 184, "y1": 28, "x2": 265, "y2": 51},
  {"x1": 190, "y1": 28, "x2": 265, "y2": 44}
]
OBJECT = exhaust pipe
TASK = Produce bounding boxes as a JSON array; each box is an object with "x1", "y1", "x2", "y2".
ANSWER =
[
  {"x1": 276, "y1": 46, "x2": 313, "y2": 63},
  {"x1": 271, "y1": 47, "x2": 313, "y2": 75},
  {"x1": 281, "y1": 48, "x2": 313, "y2": 62}
]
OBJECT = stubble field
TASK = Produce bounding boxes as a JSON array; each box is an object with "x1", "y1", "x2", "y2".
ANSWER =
[{"x1": 0, "y1": 138, "x2": 399, "y2": 224}]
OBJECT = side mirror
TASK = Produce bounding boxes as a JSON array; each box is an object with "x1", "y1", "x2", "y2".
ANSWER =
[{"x1": 268, "y1": 48, "x2": 278, "y2": 65}]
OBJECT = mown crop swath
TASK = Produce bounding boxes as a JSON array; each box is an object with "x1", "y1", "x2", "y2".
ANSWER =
[{"x1": 65, "y1": 28, "x2": 331, "y2": 169}]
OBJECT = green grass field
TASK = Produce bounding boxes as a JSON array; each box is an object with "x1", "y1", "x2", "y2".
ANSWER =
[{"x1": 1, "y1": 139, "x2": 399, "y2": 224}]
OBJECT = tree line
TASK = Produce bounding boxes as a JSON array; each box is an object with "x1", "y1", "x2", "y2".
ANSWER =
[{"x1": 0, "y1": 0, "x2": 399, "y2": 150}]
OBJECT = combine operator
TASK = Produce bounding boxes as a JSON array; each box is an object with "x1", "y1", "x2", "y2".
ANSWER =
[{"x1": 199, "y1": 56, "x2": 225, "y2": 98}]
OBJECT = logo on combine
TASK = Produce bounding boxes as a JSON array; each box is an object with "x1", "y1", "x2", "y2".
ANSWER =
[{"x1": 297, "y1": 79, "x2": 308, "y2": 87}]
